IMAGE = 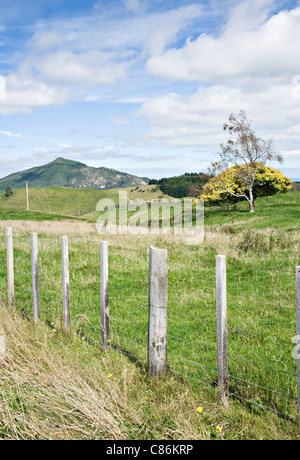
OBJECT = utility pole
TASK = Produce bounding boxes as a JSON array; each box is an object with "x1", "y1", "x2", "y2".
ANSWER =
[{"x1": 25, "y1": 182, "x2": 29, "y2": 211}]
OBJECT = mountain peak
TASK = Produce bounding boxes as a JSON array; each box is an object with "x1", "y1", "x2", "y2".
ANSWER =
[
  {"x1": 0, "y1": 158, "x2": 149, "y2": 190},
  {"x1": 52, "y1": 157, "x2": 87, "y2": 166}
]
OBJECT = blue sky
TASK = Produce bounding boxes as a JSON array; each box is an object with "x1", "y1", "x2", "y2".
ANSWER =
[{"x1": 1, "y1": 0, "x2": 300, "y2": 180}]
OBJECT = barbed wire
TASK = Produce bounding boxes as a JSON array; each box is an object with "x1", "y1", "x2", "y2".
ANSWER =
[
  {"x1": 15, "y1": 270, "x2": 32, "y2": 277},
  {"x1": 168, "y1": 353, "x2": 298, "y2": 401},
  {"x1": 228, "y1": 374, "x2": 297, "y2": 401},
  {"x1": 168, "y1": 358, "x2": 297, "y2": 420},
  {"x1": 228, "y1": 353, "x2": 296, "y2": 377},
  {"x1": 167, "y1": 366, "x2": 216, "y2": 389},
  {"x1": 110, "y1": 333, "x2": 146, "y2": 349},
  {"x1": 109, "y1": 296, "x2": 148, "y2": 309},
  {"x1": 228, "y1": 325, "x2": 293, "y2": 346},
  {"x1": 168, "y1": 310, "x2": 215, "y2": 323},
  {"x1": 168, "y1": 352, "x2": 217, "y2": 373},
  {"x1": 227, "y1": 292, "x2": 295, "y2": 312},
  {"x1": 227, "y1": 259, "x2": 294, "y2": 275},
  {"x1": 167, "y1": 334, "x2": 216, "y2": 352},
  {"x1": 71, "y1": 304, "x2": 88, "y2": 313},
  {"x1": 169, "y1": 283, "x2": 214, "y2": 296},
  {"x1": 229, "y1": 392, "x2": 295, "y2": 420},
  {"x1": 13, "y1": 286, "x2": 33, "y2": 296},
  {"x1": 40, "y1": 293, "x2": 59, "y2": 303},
  {"x1": 109, "y1": 316, "x2": 148, "y2": 331},
  {"x1": 69, "y1": 264, "x2": 99, "y2": 275},
  {"x1": 114, "y1": 348, "x2": 146, "y2": 363},
  {"x1": 14, "y1": 251, "x2": 28, "y2": 257},
  {"x1": 1, "y1": 230, "x2": 296, "y2": 274}
]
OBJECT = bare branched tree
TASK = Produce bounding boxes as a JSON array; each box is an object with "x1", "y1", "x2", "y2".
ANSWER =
[{"x1": 210, "y1": 110, "x2": 283, "y2": 212}]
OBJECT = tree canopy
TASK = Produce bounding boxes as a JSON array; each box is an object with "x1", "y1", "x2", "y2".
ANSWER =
[
  {"x1": 210, "y1": 110, "x2": 283, "y2": 212},
  {"x1": 200, "y1": 163, "x2": 292, "y2": 206},
  {"x1": 149, "y1": 172, "x2": 212, "y2": 198}
]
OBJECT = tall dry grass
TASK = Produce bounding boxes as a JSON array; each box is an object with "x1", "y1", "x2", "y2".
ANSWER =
[
  {"x1": 0, "y1": 304, "x2": 145, "y2": 440},
  {"x1": 0, "y1": 304, "x2": 216, "y2": 440}
]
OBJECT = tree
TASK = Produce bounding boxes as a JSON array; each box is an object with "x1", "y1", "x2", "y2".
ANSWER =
[
  {"x1": 188, "y1": 184, "x2": 202, "y2": 197},
  {"x1": 154, "y1": 172, "x2": 212, "y2": 199},
  {"x1": 210, "y1": 110, "x2": 283, "y2": 212},
  {"x1": 4, "y1": 186, "x2": 13, "y2": 197},
  {"x1": 200, "y1": 163, "x2": 292, "y2": 206}
]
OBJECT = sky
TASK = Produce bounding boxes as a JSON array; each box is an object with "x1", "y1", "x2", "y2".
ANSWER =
[{"x1": 0, "y1": 0, "x2": 300, "y2": 180}]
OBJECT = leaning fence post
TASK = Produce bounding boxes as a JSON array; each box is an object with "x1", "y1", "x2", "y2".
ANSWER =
[
  {"x1": 100, "y1": 241, "x2": 109, "y2": 351},
  {"x1": 148, "y1": 246, "x2": 168, "y2": 378},
  {"x1": 216, "y1": 255, "x2": 229, "y2": 408},
  {"x1": 61, "y1": 236, "x2": 70, "y2": 331},
  {"x1": 31, "y1": 233, "x2": 39, "y2": 322},
  {"x1": 6, "y1": 227, "x2": 15, "y2": 309},
  {"x1": 296, "y1": 266, "x2": 300, "y2": 432}
]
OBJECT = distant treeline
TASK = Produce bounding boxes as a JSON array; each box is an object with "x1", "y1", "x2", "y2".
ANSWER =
[
  {"x1": 292, "y1": 182, "x2": 300, "y2": 191},
  {"x1": 149, "y1": 172, "x2": 213, "y2": 198}
]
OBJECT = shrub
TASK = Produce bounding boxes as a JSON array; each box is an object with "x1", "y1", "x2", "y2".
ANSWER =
[{"x1": 4, "y1": 186, "x2": 13, "y2": 197}]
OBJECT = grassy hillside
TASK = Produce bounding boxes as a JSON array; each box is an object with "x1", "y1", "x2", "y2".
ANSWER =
[
  {"x1": 2, "y1": 184, "x2": 298, "y2": 226},
  {"x1": 204, "y1": 191, "x2": 300, "y2": 231},
  {"x1": 0, "y1": 191, "x2": 299, "y2": 439},
  {"x1": 0, "y1": 184, "x2": 172, "y2": 218},
  {"x1": 0, "y1": 157, "x2": 149, "y2": 191}
]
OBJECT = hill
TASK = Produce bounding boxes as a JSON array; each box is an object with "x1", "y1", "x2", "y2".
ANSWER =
[
  {"x1": 0, "y1": 157, "x2": 149, "y2": 190},
  {"x1": 0, "y1": 184, "x2": 172, "y2": 218}
]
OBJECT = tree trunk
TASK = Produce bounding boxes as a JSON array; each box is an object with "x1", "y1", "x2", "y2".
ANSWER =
[{"x1": 249, "y1": 188, "x2": 255, "y2": 213}]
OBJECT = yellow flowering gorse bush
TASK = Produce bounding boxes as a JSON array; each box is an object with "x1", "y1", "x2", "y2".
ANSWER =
[{"x1": 200, "y1": 163, "x2": 292, "y2": 205}]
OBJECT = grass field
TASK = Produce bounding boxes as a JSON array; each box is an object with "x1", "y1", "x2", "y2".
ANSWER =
[
  {"x1": 0, "y1": 190, "x2": 299, "y2": 439},
  {"x1": 0, "y1": 185, "x2": 172, "y2": 219}
]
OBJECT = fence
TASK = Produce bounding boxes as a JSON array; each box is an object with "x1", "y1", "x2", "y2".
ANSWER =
[{"x1": 1, "y1": 226, "x2": 300, "y2": 431}]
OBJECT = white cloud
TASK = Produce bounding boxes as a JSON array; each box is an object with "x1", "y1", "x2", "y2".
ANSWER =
[
  {"x1": 33, "y1": 50, "x2": 128, "y2": 86},
  {"x1": 0, "y1": 74, "x2": 70, "y2": 115},
  {"x1": 0, "y1": 3, "x2": 204, "y2": 115},
  {"x1": 146, "y1": 4, "x2": 300, "y2": 84},
  {"x1": 136, "y1": 82, "x2": 300, "y2": 169},
  {"x1": 123, "y1": 0, "x2": 144, "y2": 14},
  {"x1": 84, "y1": 95, "x2": 100, "y2": 102},
  {"x1": 29, "y1": 29, "x2": 62, "y2": 52},
  {"x1": 110, "y1": 116, "x2": 130, "y2": 126},
  {"x1": 0, "y1": 130, "x2": 22, "y2": 138},
  {"x1": 29, "y1": 4, "x2": 203, "y2": 59},
  {"x1": 141, "y1": 4, "x2": 203, "y2": 56}
]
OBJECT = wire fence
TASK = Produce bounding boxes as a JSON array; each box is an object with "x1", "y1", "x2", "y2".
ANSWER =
[{"x1": 0, "y1": 226, "x2": 299, "y2": 427}]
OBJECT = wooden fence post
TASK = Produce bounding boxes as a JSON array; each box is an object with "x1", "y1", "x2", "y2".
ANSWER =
[
  {"x1": 31, "y1": 233, "x2": 39, "y2": 322},
  {"x1": 6, "y1": 227, "x2": 15, "y2": 309},
  {"x1": 296, "y1": 266, "x2": 300, "y2": 432},
  {"x1": 148, "y1": 246, "x2": 168, "y2": 378},
  {"x1": 61, "y1": 236, "x2": 70, "y2": 331},
  {"x1": 100, "y1": 241, "x2": 109, "y2": 351},
  {"x1": 216, "y1": 255, "x2": 229, "y2": 408}
]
